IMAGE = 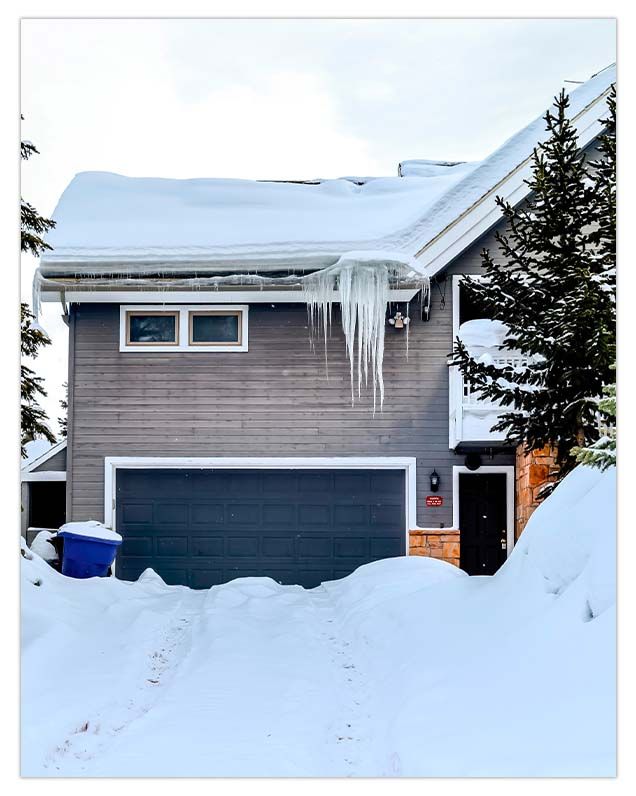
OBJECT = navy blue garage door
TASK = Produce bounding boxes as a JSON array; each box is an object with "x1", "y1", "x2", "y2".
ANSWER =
[{"x1": 115, "y1": 468, "x2": 406, "y2": 588}]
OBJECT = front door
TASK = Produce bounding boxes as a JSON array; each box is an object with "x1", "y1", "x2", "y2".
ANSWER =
[{"x1": 459, "y1": 473, "x2": 508, "y2": 575}]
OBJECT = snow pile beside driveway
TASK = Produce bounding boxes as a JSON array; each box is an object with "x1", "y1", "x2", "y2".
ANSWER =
[{"x1": 21, "y1": 466, "x2": 615, "y2": 777}]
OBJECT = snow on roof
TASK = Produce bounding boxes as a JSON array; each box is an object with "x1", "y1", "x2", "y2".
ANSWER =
[
  {"x1": 40, "y1": 165, "x2": 473, "y2": 268},
  {"x1": 40, "y1": 65, "x2": 615, "y2": 272}
]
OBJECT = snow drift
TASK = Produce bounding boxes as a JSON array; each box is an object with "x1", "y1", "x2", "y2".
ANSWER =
[{"x1": 21, "y1": 465, "x2": 615, "y2": 777}]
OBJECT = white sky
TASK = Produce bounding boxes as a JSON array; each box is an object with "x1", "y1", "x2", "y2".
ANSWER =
[{"x1": 20, "y1": 17, "x2": 616, "y2": 431}]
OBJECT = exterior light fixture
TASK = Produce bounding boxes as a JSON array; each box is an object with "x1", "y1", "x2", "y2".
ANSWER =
[
  {"x1": 388, "y1": 311, "x2": 410, "y2": 330},
  {"x1": 430, "y1": 469, "x2": 440, "y2": 492}
]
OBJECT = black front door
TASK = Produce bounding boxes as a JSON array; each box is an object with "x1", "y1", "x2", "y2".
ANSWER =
[{"x1": 459, "y1": 473, "x2": 508, "y2": 575}]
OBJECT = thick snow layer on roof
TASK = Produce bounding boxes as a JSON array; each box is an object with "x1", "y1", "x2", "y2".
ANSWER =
[
  {"x1": 40, "y1": 167, "x2": 472, "y2": 267},
  {"x1": 40, "y1": 65, "x2": 614, "y2": 271}
]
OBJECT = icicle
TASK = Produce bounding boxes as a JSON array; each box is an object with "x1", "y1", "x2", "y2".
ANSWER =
[{"x1": 303, "y1": 261, "x2": 389, "y2": 412}]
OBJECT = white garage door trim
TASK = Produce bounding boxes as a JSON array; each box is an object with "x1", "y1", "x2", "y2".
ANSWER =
[{"x1": 104, "y1": 456, "x2": 417, "y2": 553}]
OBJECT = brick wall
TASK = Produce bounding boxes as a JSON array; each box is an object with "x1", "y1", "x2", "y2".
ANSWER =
[
  {"x1": 515, "y1": 444, "x2": 560, "y2": 539},
  {"x1": 409, "y1": 529, "x2": 460, "y2": 567}
]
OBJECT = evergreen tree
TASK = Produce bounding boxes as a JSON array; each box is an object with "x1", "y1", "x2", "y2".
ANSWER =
[
  {"x1": 21, "y1": 120, "x2": 57, "y2": 456},
  {"x1": 573, "y1": 364, "x2": 616, "y2": 471},
  {"x1": 21, "y1": 304, "x2": 56, "y2": 455},
  {"x1": 58, "y1": 381, "x2": 68, "y2": 438},
  {"x1": 451, "y1": 88, "x2": 616, "y2": 473}
]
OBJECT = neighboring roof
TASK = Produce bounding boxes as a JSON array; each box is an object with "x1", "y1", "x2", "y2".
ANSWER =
[
  {"x1": 21, "y1": 439, "x2": 67, "y2": 473},
  {"x1": 39, "y1": 64, "x2": 615, "y2": 277}
]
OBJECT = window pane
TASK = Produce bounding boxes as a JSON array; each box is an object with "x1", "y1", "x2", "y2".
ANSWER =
[
  {"x1": 191, "y1": 313, "x2": 240, "y2": 343},
  {"x1": 129, "y1": 314, "x2": 176, "y2": 343}
]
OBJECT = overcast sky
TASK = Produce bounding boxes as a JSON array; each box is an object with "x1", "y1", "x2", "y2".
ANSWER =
[{"x1": 20, "y1": 18, "x2": 616, "y2": 432}]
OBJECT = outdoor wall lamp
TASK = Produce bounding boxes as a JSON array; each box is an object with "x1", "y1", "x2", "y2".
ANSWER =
[
  {"x1": 430, "y1": 470, "x2": 440, "y2": 492},
  {"x1": 388, "y1": 311, "x2": 410, "y2": 330}
]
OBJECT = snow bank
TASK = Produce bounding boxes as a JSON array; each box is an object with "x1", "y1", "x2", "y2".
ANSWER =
[
  {"x1": 21, "y1": 466, "x2": 615, "y2": 777},
  {"x1": 58, "y1": 520, "x2": 122, "y2": 542},
  {"x1": 29, "y1": 530, "x2": 58, "y2": 562}
]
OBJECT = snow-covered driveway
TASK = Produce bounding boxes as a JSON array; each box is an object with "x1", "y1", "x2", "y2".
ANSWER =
[{"x1": 21, "y1": 466, "x2": 616, "y2": 777}]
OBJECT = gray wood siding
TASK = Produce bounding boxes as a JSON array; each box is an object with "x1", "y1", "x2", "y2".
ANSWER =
[
  {"x1": 31, "y1": 447, "x2": 67, "y2": 472},
  {"x1": 68, "y1": 228, "x2": 514, "y2": 529}
]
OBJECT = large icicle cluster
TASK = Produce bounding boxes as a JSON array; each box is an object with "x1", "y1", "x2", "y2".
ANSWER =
[
  {"x1": 303, "y1": 261, "x2": 389, "y2": 411},
  {"x1": 33, "y1": 251, "x2": 429, "y2": 412},
  {"x1": 302, "y1": 253, "x2": 429, "y2": 412}
]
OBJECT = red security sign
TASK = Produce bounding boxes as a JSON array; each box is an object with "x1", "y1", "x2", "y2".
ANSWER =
[{"x1": 425, "y1": 495, "x2": 444, "y2": 507}]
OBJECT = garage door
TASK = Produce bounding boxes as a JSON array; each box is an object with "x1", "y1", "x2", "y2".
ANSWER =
[{"x1": 115, "y1": 468, "x2": 406, "y2": 588}]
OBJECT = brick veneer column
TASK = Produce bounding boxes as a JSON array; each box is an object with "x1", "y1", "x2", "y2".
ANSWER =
[
  {"x1": 409, "y1": 529, "x2": 460, "y2": 568},
  {"x1": 515, "y1": 444, "x2": 560, "y2": 540}
]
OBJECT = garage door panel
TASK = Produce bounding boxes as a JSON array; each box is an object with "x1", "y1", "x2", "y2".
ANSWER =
[
  {"x1": 156, "y1": 503, "x2": 189, "y2": 526},
  {"x1": 155, "y1": 567, "x2": 189, "y2": 586},
  {"x1": 191, "y1": 503, "x2": 225, "y2": 525},
  {"x1": 191, "y1": 536, "x2": 224, "y2": 557},
  {"x1": 371, "y1": 470, "x2": 404, "y2": 493},
  {"x1": 120, "y1": 536, "x2": 154, "y2": 557},
  {"x1": 122, "y1": 502, "x2": 153, "y2": 525},
  {"x1": 298, "y1": 472, "x2": 332, "y2": 493},
  {"x1": 334, "y1": 537, "x2": 368, "y2": 558},
  {"x1": 262, "y1": 504, "x2": 296, "y2": 526},
  {"x1": 226, "y1": 536, "x2": 259, "y2": 557},
  {"x1": 262, "y1": 536, "x2": 295, "y2": 558},
  {"x1": 189, "y1": 569, "x2": 226, "y2": 589},
  {"x1": 370, "y1": 503, "x2": 405, "y2": 528},
  {"x1": 297, "y1": 535, "x2": 332, "y2": 558},
  {"x1": 298, "y1": 505, "x2": 331, "y2": 526},
  {"x1": 227, "y1": 504, "x2": 260, "y2": 525},
  {"x1": 116, "y1": 468, "x2": 405, "y2": 588},
  {"x1": 156, "y1": 537, "x2": 188, "y2": 557},
  {"x1": 334, "y1": 504, "x2": 367, "y2": 526},
  {"x1": 370, "y1": 537, "x2": 403, "y2": 557}
]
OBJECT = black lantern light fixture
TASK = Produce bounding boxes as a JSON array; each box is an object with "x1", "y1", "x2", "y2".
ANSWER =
[{"x1": 429, "y1": 469, "x2": 440, "y2": 492}]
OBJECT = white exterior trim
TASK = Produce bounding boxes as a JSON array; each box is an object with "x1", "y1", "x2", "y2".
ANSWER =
[
  {"x1": 119, "y1": 304, "x2": 249, "y2": 353},
  {"x1": 418, "y1": 87, "x2": 613, "y2": 277},
  {"x1": 42, "y1": 288, "x2": 422, "y2": 304},
  {"x1": 21, "y1": 439, "x2": 67, "y2": 473},
  {"x1": 21, "y1": 471, "x2": 67, "y2": 482},
  {"x1": 103, "y1": 455, "x2": 418, "y2": 550},
  {"x1": 452, "y1": 465, "x2": 515, "y2": 557}
]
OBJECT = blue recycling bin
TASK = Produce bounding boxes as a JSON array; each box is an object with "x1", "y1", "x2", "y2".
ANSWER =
[{"x1": 58, "y1": 530, "x2": 122, "y2": 579}]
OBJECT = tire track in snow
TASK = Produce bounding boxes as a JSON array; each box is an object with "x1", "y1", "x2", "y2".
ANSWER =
[{"x1": 43, "y1": 591, "x2": 200, "y2": 774}]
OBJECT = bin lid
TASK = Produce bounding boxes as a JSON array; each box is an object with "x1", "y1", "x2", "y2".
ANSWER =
[{"x1": 58, "y1": 520, "x2": 122, "y2": 543}]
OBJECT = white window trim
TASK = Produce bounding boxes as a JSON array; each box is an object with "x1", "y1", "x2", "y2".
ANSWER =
[
  {"x1": 452, "y1": 465, "x2": 515, "y2": 557},
  {"x1": 103, "y1": 455, "x2": 418, "y2": 553},
  {"x1": 119, "y1": 304, "x2": 249, "y2": 352}
]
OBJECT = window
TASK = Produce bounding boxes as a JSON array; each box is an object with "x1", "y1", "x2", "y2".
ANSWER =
[
  {"x1": 120, "y1": 305, "x2": 248, "y2": 352},
  {"x1": 126, "y1": 311, "x2": 179, "y2": 346},
  {"x1": 189, "y1": 310, "x2": 242, "y2": 346}
]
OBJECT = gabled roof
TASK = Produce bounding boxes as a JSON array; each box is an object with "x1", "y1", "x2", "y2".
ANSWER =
[
  {"x1": 38, "y1": 64, "x2": 615, "y2": 278},
  {"x1": 21, "y1": 439, "x2": 67, "y2": 473}
]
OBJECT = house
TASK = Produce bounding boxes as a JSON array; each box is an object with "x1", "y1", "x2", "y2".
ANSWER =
[
  {"x1": 21, "y1": 439, "x2": 67, "y2": 543},
  {"x1": 31, "y1": 65, "x2": 615, "y2": 588}
]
